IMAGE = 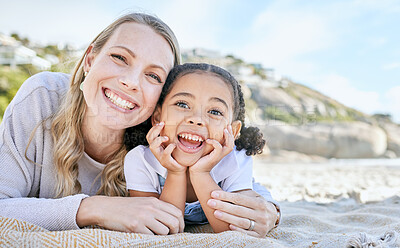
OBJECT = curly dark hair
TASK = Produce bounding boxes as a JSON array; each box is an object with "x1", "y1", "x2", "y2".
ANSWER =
[
  {"x1": 157, "y1": 63, "x2": 265, "y2": 156},
  {"x1": 124, "y1": 118, "x2": 152, "y2": 151}
]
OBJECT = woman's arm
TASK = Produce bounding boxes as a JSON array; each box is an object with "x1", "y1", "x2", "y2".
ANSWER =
[
  {"x1": 0, "y1": 72, "x2": 88, "y2": 231},
  {"x1": 76, "y1": 195, "x2": 184, "y2": 234}
]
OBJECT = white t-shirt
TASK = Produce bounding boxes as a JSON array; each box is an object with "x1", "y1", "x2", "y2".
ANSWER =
[{"x1": 124, "y1": 145, "x2": 253, "y2": 194}]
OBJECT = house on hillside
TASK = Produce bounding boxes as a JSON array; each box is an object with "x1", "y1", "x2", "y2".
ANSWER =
[{"x1": 0, "y1": 33, "x2": 52, "y2": 70}]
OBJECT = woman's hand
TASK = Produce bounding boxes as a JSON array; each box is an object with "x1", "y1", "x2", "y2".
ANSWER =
[
  {"x1": 189, "y1": 126, "x2": 234, "y2": 174},
  {"x1": 147, "y1": 122, "x2": 186, "y2": 173},
  {"x1": 206, "y1": 190, "x2": 278, "y2": 238},
  {"x1": 77, "y1": 195, "x2": 184, "y2": 235}
]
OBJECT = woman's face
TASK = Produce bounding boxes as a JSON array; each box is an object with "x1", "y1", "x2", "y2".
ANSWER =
[{"x1": 82, "y1": 22, "x2": 174, "y2": 131}]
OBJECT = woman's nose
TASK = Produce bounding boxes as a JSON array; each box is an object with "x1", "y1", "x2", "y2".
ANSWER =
[{"x1": 119, "y1": 71, "x2": 141, "y2": 91}]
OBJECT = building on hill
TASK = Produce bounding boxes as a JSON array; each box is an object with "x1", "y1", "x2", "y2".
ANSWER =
[
  {"x1": 182, "y1": 47, "x2": 288, "y2": 88},
  {"x1": 0, "y1": 33, "x2": 52, "y2": 70}
]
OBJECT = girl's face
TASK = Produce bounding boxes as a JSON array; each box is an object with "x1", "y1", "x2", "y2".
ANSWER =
[
  {"x1": 154, "y1": 73, "x2": 241, "y2": 166},
  {"x1": 82, "y1": 22, "x2": 174, "y2": 132}
]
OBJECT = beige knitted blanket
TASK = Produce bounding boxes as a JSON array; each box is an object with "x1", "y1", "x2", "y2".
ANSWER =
[{"x1": 1, "y1": 196, "x2": 399, "y2": 247}]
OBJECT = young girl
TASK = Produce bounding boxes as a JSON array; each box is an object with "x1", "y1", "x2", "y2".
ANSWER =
[{"x1": 124, "y1": 63, "x2": 266, "y2": 233}]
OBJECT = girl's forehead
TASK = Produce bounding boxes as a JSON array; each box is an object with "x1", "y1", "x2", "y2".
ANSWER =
[
  {"x1": 171, "y1": 73, "x2": 234, "y2": 102},
  {"x1": 175, "y1": 72, "x2": 228, "y2": 89}
]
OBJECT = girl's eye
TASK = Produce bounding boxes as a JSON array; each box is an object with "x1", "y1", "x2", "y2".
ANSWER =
[
  {"x1": 148, "y1": 73, "x2": 162, "y2": 84},
  {"x1": 209, "y1": 109, "x2": 223, "y2": 116},
  {"x1": 111, "y1": 54, "x2": 127, "y2": 64},
  {"x1": 176, "y1": 101, "x2": 189, "y2": 109}
]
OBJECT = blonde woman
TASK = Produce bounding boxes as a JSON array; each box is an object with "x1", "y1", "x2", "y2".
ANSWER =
[{"x1": 0, "y1": 13, "x2": 279, "y2": 237}]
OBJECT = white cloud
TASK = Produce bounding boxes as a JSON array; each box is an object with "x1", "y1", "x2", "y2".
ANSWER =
[
  {"x1": 369, "y1": 37, "x2": 388, "y2": 47},
  {"x1": 314, "y1": 74, "x2": 383, "y2": 115},
  {"x1": 382, "y1": 62, "x2": 400, "y2": 70},
  {"x1": 246, "y1": 10, "x2": 333, "y2": 64},
  {"x1": 353, "y1": 0, "x2": 400, "y2": 13},
  {"x1": 234, "y1": 1, "x2": 339, "y2": 82},
  {"x1": 156, "y1": 0, "x2": 222, "y2": 50},
  {"x1": 0, "y1": 1, "x2": 115, "y2": 48}
]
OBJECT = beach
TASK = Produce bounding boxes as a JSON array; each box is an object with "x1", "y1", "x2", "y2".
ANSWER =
[
  {"x1": 253, "y1": 159, "x2": 400, "y2": 247},
  {"x1": 253, "y1": 159, "x2": 400, "y2": 203},
  {"x1": 1, "y1": 160, "x2": 399, "y2": 247}
]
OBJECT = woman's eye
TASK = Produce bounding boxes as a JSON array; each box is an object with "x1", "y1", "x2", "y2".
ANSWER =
[
  {"x1": 148, "y1": 73, "x2": 162, "y2": 84},
  {"x1": 209, "y1": 109, "x2": 223, "y2": 116},
  {"x1": 111, "y1": 54, "x2": 127, "y2": 64},
  {"x1": 176, "y1": 101, "x2": 189, "y2": 109}
]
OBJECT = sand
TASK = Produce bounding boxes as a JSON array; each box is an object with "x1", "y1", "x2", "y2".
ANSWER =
[
  {"x1": 253, "y1": 159, "x2": 400, "y2": 247},
  {"x1": 253, "y1": 160, "x2": 400, "y2": 203},
  {"x1": 1, "y1": 160, "x2": 399, "y2": 247}
]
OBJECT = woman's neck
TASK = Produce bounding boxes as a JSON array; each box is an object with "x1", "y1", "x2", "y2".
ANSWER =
[{"x1": 81, "y1": 114, "x2": 124, "y2": 164}]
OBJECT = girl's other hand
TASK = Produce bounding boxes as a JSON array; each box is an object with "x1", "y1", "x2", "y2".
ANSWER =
[
  {"x1": 146, "y1": 122, "x2": 186, "y2": 173},
  {"x1": 77, "y1": 195, "x2": 184, "y2": 234}
]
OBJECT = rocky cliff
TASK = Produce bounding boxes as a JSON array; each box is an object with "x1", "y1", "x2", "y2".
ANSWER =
[
  {"x1": 183, "y1": 49, "x2": 400, "y2": 160},
  {"x1": 243, "y1": 79, "x2": 400, "y2": 160}
]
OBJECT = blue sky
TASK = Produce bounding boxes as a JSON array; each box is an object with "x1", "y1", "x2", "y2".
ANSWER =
[{"x1": 1, "y1": 0, "x2": 399, "y2": 122}]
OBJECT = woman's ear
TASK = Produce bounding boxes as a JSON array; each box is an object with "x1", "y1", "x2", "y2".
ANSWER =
[
  {"x1": 231, "y1": 120, "x2": 242, "y2": 139},
  {"x1": 151, "y1": 106, "x2": 162, "y2": 126},
  {"x1": 83, "y1": 44, "x2": 95, "y2": 73}
]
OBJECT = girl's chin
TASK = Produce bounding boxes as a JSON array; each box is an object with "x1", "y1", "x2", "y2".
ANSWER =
[{"x1": 173, "y1": 153, "x2": 201, "y2": 167}]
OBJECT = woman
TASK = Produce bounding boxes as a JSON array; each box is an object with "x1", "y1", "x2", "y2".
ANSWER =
[{"x1": 0, "y1": 13, "x2": 279, "y2": 237}]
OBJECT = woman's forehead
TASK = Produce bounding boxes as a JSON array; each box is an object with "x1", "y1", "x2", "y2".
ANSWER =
[{"x1": 103, "y1": 22, "x2": 174, "y2": 69}]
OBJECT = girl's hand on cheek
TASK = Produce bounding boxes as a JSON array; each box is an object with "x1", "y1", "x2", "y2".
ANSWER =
[
  {"x1": 147, "y1": 122, "x2": 186, "y2": 174},
  {"x1": 189, "y1": 126, "x2": 234, "y2": 174}
]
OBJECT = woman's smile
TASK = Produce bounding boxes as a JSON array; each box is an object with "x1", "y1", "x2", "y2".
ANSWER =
[{"x1": 103, "y1": 88, "x2": 137, "y2": 111}]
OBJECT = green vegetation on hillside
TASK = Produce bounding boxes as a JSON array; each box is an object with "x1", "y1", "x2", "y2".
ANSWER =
[
  {"x1": 265, "y1": 80, "x2": 370, "y2": 124},
  {"x1": 0, "y1": 67, "x2": 30, "y2": 122},
  {"x1": 0, "y1": 32, "x2": 79, "y2": 123}
]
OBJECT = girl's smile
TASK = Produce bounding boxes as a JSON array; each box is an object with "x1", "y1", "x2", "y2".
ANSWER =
[{"x1": 177, "y1": 131, "x2": 205, "y2": 154}]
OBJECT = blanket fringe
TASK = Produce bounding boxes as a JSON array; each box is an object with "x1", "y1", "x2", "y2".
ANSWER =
[{"x1": 346, "y1": 231, "x2": 398, "y2": 248}]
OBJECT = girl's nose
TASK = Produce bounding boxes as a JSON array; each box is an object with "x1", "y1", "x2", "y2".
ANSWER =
[{"x1": 186, "y1": 114, "x2": 205, "y2": 126}]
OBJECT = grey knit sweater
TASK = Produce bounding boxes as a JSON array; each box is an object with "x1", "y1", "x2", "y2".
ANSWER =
[{"x1": 0, "y1": 72, "x2": 276, "y2": 231}]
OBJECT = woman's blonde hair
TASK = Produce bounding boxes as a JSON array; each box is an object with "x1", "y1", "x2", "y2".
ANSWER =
[{"x1": 50, "y1": 13, "x2": 181, "y2": 197}]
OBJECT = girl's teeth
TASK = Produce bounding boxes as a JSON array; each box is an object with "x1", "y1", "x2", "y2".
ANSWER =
[{"x1": 179, "y1": 134, "x2": 203, "y2": 142}]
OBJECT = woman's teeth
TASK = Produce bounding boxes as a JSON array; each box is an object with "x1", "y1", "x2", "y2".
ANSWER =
[
  {"x1": 178, "y1": 133, "x2": 204, "y2": 142},
  {"x1": 104, "y1": 89, "x2": 135, "y2": 110}
]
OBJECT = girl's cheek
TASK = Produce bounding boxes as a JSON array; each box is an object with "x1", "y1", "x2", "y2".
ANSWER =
[{"x1": 210, "y1": 132, "x2": 225, "y2": 143}]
